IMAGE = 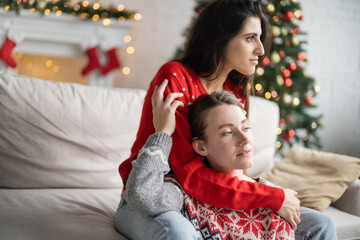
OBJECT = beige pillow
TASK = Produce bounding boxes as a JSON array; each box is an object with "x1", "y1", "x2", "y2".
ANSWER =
[{"x1": 260, "y1": 144, "x2": 360, "y2": 211}]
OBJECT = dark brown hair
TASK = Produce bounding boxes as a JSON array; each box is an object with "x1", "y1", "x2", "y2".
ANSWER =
[
  {"x1": 178, "y1": 0, "x2": 271, "y2": 113},
  {"x1": 189, "y1": 91, "x2": 244, "y2": 141}
]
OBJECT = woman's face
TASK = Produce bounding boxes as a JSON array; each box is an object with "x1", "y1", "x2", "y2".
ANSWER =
[
  {"x1": 224, "y1": 16, "x2": 265, "y2": 75},
  {"x1": 194, "y1": 104, "x2": 254, "y2": 175}
]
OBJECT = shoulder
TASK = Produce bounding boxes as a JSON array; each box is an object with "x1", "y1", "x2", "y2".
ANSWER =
[
  {"x1": 154, "y1": 61, "x2": 200, "y2": 98},
  {"x1": 156, "y1": 61, "x2": 196, "y2": 82}
]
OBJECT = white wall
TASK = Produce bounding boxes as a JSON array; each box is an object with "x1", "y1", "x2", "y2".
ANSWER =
[
  {"x1": 112, "y1": 0, "x2": 194, "y2": 89},
  {"x1": 299, "y1": 0, "x2": 360, "y2": 157},
  {"x1": 110, "y1": 0, "x2": 360, "y2": 158}
]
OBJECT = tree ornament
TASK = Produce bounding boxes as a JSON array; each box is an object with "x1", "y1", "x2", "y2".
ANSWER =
[
  {"x1": 313, "y1": 84, "x2": 321, "y2": 93},
  {"x1": 271, "y1": 26, "x2": 281, "y2": 37},
  {"x1": 292, "y1": 97, "x2": 300, "y2": 106},
  {"x1": 282, "y1": 27, "x2": 288, "y2": 36},
  {"x1": 284, "y1": 78, "x2": 293, "y2": 87},
  {"x1": 256, "y1": 67, "x2": 264, "y2": 77},
  {"x1": 283, "y1": 93, "x2": 292, "y2": 104},
  {"x1": 288, "y1": 62, "x2": 297, "y2": 71},
  {"x1": 294, "y1": 9, "x2": 302, "y2": 19},
  {"x1": 266, "y1": 4, "x2": 275, "y2": 14},
  {"x1": 283, "y1": 129, "x2": 295, "y2": 141},
  {"x1": 298, "y1": 52, "x2": 306, "y2": 61},
  {"x1": 276, "y1": 75, "x2": 284, "y2": 85},
  {"x1": 291, "y1": 28, "x2": 300, "y2": 35},
  {"x1": 261, "y1": 57, "x2": 270, "y2": 66},
  {"x1": 286, "y1": 114, "x2": 292, "y2": 122},
  {"x1": 282, "y1": 11, "x2": 295, "y2": 21},
  {"x1": 304, "y1": 96, "x2": 312, "y2": 105},
  {"x1": 273, "y1": 38, "x2": 283, "y2": 45},
  {"x1": 282, "y1": 69, "x2": 291, "y2": 78},
  {"x1": 291, "y1": 36, "x2": 300, "y2": 46},
  {"x1": 270, "y1": 52, "x2": 281, "y2": 63},
  {"x1": 279, "y1": 51, "x2": 285, "y2": 58}
]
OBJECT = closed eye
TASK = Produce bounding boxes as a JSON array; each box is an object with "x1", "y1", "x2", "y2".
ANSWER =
[{"x1": 223, "y1": 130, "x2": 233, "y2": 136}]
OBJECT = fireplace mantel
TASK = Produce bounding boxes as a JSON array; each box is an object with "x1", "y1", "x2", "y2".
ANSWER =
[{"x1": 0, "y1": 9, "x2": 133, "y2": 86}]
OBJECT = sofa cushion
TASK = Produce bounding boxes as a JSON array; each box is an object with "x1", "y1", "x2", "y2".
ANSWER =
[
  {"x1": 247, "y1": 96, "x2": 279, "y2": 177},
  {"x1": 0, "y1": 188, "x2": 128, "y2": 240},
  {"x1": 260, "y1": 144, "x2": 360, "y2": 211},
  {"x1": 0, "y1": 72, "x2": 146, "y2": 188},
  {"x1": 323, "y1": 206, "x2": 360, "y2": 240}
]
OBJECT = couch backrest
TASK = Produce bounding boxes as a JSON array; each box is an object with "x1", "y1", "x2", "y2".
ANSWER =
[
  {"x1": 247, "y1": 96, "x2": 279, "y2": 176},
  {"x1": 0, "y1": 72, "x2": 279, "y2": 189},
  {"x1": 0, "y1": 72, "x2": 145, "y2": 189}
]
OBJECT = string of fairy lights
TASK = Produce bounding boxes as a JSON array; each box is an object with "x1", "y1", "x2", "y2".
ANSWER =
[
  {"x1": 0, "y1": 0, "x2": 142, "y2": 25},
  {"x1": 1, "y1": 1, "x2": 140, "y2": 77},
  {"x1": 15, "y1": 34, "x2": 135, "y2": 76}
]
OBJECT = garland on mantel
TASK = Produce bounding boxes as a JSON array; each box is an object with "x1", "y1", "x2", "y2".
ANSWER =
[{"x1": 0, "y1": 0, "x2": 139, "y2": 23}]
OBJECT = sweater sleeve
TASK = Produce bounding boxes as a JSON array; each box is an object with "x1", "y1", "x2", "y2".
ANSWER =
[
  {"x1": 157, "y1": 71, "x2": 285, "y2": 212},
  {"x1": 122, "y1": 132, "x2": 184, "y2": 216}
]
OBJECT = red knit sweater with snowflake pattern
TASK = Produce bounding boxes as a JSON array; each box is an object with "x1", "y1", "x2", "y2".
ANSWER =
[{"x1": 119, "y1": 61, "x2": 285, "y2": 211}]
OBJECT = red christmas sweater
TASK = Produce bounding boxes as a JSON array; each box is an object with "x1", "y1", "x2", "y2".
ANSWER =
[{"x1": 119, "y1": 61, "x2": 285, "y2": 211}]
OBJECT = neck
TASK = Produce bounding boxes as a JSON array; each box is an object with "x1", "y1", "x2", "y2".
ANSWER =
[
  {"x1": 199, "y1": 67, "x2": 231, "y2": 93},
  {"x1": 232, "y1": 169, "x2": 255, "y2": 182},
  {"x1": 232, "y1": 169, "x2": 246, "y2": 178}
]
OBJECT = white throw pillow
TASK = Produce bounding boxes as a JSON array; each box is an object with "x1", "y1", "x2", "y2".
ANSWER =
[{"x1": 0, "y1": 71, "x2": 146, "y2": 189}]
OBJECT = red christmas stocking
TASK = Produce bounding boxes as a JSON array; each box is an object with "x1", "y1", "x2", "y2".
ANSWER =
[
  {"x1": 101, "y1": 48, "x2": 121, "y2": 75},
  {"x1": 81, "y1": 46, "x2": 101, "y2": 76},
  {"x1": 0, "y1": 37, "x2": 17, "y2": 68}
]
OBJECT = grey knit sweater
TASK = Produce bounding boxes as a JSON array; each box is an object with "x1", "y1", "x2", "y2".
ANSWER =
[
  {"x1": 122, "y1": 132, "x2": 184, "y2": 216},
  {"x1": 122, "y1": 132, "x2": 280, "y2": 217}
]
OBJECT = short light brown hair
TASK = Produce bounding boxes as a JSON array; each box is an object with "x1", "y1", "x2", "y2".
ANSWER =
[{"x1": 189, "y1": 91, "x2": 244, "y2": 141}]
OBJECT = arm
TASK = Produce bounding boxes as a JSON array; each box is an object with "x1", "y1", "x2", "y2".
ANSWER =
[
  {"x1": 122, "y1": 81, "x2": 185, "y2": 216},
  {"x1": 122, "y1": 132, "x2": 184, "y2": 216}
]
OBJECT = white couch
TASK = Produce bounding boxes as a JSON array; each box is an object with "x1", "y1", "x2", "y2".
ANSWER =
[{"x1": 0, "y1": 72, "x2": 359, "y2": 240}]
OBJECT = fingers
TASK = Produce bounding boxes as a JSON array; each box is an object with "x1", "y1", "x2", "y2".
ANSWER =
[
  {"x1": 164, "y1": 92, "x2": 184, "y2": 106},
  {"x1": 152, "y1": 79, "x2": 168, "y2": 108},
  {"x1": 289, "y1": 218, "x2": 297, "y2": 231},
  {"x1": 170, "y1": 100, "x2": 185, "y2": 111},
  {"x1": 151, "y1": 85, "x2": 158, "y2": 108}
]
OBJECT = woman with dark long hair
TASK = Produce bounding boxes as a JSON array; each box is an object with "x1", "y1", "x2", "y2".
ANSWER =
[{"x1": 115, "y1": 1, "x2": 336, "y2": 239}]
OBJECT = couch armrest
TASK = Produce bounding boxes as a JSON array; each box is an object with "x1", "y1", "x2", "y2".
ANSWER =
[{"x1": 332, "y1": 179, "x2": 360, "y2": 217}]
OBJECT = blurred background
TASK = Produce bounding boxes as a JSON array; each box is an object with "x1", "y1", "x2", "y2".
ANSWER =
[{"x1": 0, "y1": 0, "x2": 359, "y2": 157}]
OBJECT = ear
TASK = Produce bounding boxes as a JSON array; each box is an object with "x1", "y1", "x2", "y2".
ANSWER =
[{"x1": 192, "y1": 138, "x2": 208, "y2": 157}]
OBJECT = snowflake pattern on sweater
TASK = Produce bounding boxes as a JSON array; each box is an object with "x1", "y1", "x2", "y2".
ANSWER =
[
  {"x1": 182, "y1": 194, "x2": 295, "y2": 240},
  {"x1": 165, "y1": 175, "x2": 294, "y2": 240}
]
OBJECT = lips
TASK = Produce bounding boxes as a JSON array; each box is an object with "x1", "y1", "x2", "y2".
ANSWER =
[
  {"x1": 236, "y1": 149, "x2": 252, "y2": 156},
  {"x1": 249, "y1": 58, "x2": 259, "y2": 64}
]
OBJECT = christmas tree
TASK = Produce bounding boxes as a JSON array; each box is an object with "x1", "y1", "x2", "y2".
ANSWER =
[{"x1": 176, "y1": 0, "x2": 323, "y2": 155}]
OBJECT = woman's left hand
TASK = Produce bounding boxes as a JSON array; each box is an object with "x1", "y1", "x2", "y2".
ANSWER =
[{"x1": 151, "y1": 80, "x2": 184, "y2": 136}]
